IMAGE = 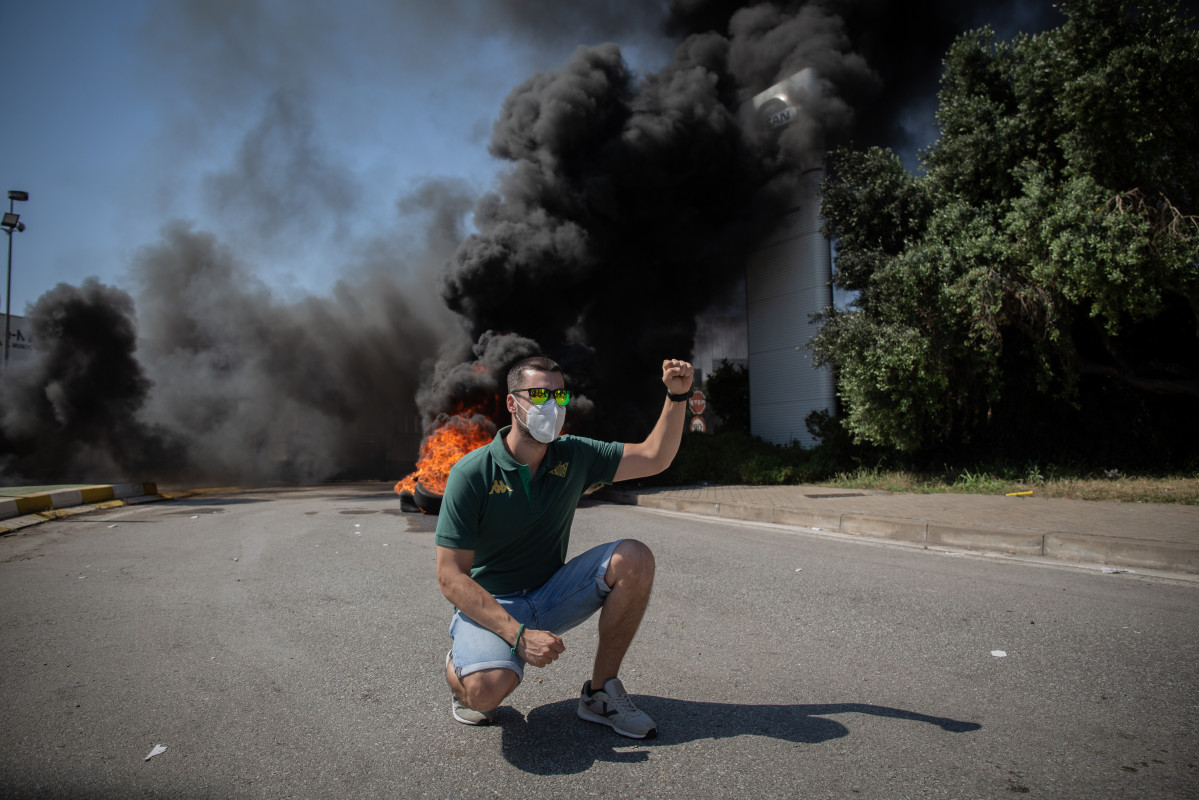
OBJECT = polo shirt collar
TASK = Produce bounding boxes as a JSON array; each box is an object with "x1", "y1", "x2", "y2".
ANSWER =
[
  {"x1": 489, "y1": 426, "x2": 520, "y2": 471},
  {"x1": 489, "y1": 425, "x2": 559, "y2": 474}
]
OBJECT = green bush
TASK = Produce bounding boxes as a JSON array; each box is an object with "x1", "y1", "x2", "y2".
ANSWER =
[
  {"x1": 637, "y1": 413, "x2": 1197, "y2": 495},
  {"x1": 644, "y1": 430, "x2": 829, "y2": 487},
  {"x1": 703, "y1": 359, "x2": 750, "y2": 434}
]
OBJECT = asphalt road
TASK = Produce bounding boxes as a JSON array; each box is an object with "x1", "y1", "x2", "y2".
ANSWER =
[{"x1": 1, "y1": 484, "x2": 1196, "y2": 799}]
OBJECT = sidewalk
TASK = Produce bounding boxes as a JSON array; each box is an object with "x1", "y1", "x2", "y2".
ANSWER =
[
  {"x1": 0, "y1": 483, "x2": 161, "y2": 533},
  {"x1": 5, "y1": 480, "x2": 1196, "y2": 575},
  {"x1": 600, "y1": 484, "x2": 1199, "y2": 575}
]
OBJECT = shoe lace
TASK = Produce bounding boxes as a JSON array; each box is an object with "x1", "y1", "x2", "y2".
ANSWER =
[{"x1": 604, "y1": 690, "x2": 640, "y2": 717}]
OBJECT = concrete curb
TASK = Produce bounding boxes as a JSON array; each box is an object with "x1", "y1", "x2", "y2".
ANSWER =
[
  {"x1": 0, "y1": 483, "x2": 161, "y2": 533},
  {"x1": 601, "y1": 489, "x2": 1199, "y2": 574}
]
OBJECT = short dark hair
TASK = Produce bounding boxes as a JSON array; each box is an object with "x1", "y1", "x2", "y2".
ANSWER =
[{"x1": 507, "y1": 356, "x2": 562, "y2": 392}]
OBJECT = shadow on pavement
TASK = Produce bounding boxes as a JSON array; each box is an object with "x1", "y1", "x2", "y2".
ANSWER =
[{"x1": 500, "y1": 698, "x2": 981, "y2": 775}]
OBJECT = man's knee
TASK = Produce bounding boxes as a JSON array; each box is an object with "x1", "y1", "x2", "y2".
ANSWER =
[
  {"x1": 458, "y1": 668, "x2": 520, "y2": 711},
  {"x1": 608, "y1": 539, "x2": 655, "y2": 587}
]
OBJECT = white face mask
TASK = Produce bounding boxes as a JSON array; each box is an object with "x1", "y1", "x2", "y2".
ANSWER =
[{"x1": 516, "y1": 396, "x2": 566, "y2": 444}]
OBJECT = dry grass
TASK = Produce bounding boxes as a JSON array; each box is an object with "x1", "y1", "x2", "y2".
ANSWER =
[
  {"x1": 1019, "y1": 475, "x2": 1199, "y2": 504},
  {"x1": 822, "y1": 469, "x2": 1199, "y2": 504}
]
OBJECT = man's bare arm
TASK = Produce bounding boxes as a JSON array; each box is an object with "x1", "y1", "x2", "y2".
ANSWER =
[
  {"x1": 436, "y1": 545, "x2": 564, "y2": 667},
  {"x1": 613, "y1": 358, "x2": 693, "y2": 483}
]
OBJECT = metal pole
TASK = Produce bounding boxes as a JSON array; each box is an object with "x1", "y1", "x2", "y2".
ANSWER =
[
  {"x1": 2, "y1": 192, "x2": 27, "y2": 369},
  {"x1": 3, "y1": 217, "x2": 11, "y2": 368}
]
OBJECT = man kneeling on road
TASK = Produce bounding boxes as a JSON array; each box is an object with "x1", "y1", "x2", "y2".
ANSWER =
[{"x1": 435, "y1": 355, "x2": 693, "y2": 738}]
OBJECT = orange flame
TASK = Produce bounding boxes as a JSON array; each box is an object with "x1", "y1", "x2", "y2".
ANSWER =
[{"x1": 394, "y1": 411, "x2": 496, "y2": 497}]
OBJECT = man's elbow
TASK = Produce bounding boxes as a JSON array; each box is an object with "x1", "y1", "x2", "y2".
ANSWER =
[
  {"x1": 435, "y1": 560, "x2": 465, "y2": 602},
  {"x1": 436, "y1": 569, "x2": 458, "y2": 601},
  {"x1": 653, "y1": 441, "x2": 683, "y2": 474},
  {"x1": 649, "y1": 453, "x2": 676, "y2": 476},
  {"x1": 625, "y1": 454, "x2": 675, "y2": 482}
]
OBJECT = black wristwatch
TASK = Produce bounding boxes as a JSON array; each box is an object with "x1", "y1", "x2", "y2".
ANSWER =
[{"x1": 667, "y1": 387, "x2": 692, "y2": 402}]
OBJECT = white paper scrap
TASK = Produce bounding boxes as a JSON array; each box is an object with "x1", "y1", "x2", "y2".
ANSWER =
[
  {"x1": 1101, "y1": 567, "x2": 1133, "y2": 574},
  {"x1": 991, "y1": 650, "x2": 1007, "y2": 658},
  {"x1": 191, "y1": 515, "x2": 198, "y2": 519},
  {"x1": 144, "y1": 744, "x2": 167, "y2": 761}
]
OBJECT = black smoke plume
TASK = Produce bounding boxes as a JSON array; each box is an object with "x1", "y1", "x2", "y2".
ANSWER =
[
  {"x1": 669, "y1": 1, "x2": 1063, "y2": 157},
  {"x1": 0, "y1": 280, "x2": 182, "y2": 482},
  {"x1": 428, "y1": 2, "x2": 878, "y2": 440},
  {"x1": 0, "y1": 179, "x2": 464, "y2": 484},
  {"x1": 127, "y1": 215, "x2": 459, "y2": 483}
]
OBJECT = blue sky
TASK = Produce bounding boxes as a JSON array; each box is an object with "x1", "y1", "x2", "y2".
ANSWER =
[{"x1": 0, "y1": 0, "x2": 673, "y2": 316}]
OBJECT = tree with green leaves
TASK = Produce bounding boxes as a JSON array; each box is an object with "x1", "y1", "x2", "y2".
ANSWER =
[
  {"x1": 704, "y1": 358, "x2": 751, "y2": 434},
  {"x1": 812, "y1": 0, "x2": 1199, "y2": 466}
]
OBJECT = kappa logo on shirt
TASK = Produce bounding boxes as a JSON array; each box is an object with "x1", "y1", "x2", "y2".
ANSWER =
[
  {"x1": 549, "y1": 461, "x2": 569, "y2": 478},
  {"x1": 489, "y1": 480, "x2": 512, "y2": 495}
]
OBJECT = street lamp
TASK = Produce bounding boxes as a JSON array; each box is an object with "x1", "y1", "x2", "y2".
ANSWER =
[{"x1": 2, "y1": 190, "x2": 29, "y2": 368}]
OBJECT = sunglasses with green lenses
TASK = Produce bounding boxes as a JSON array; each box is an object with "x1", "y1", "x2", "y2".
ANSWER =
[{"x1": 512, "y1": 387, "x2": 572, "y2": 406}]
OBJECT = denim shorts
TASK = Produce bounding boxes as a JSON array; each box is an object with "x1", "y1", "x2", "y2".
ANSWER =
[{"x1": 448, "y1": 539, "x2": 624, "y2": 682}]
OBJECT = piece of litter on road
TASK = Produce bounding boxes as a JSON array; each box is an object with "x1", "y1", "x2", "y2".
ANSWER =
[
  {"x1": 991, "y1": 650, "x2": 1007, "y2": 658},
  {"x1": 795, "y1": 568, "x2": 803, "y2": 572},
  {"x1": 1005, "y1": 490, "x2": 1034, "y2": 496},
  {"x1": 108, "y1": 524, "x2": 118, "y2": 529},
  {"x1": 144, "y1": 744, "x2": 167, "y2": 761},
  {"x1": 232, "y1": 557, "x2": 238, "y2": 562},
  {"x1": 383, "y1": 543, "x2": 389, "y2": 547},
  {"x1": 1101, "y1": 567, "x2": 1133, "y2": 574},
  {"x1": 191, "y1": 515, "x2": 199, "y2": 519}
]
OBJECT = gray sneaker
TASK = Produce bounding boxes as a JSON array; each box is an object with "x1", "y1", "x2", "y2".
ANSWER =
[
  {"x1": 577, "y1": 678, "x2": 657, "y2": 738},
  {"x1": 447, "y1": 650, "x2": 495, "y2": 726},
  {"x1": 452, "y1": 696, "x2": 495, "y2": 726}
]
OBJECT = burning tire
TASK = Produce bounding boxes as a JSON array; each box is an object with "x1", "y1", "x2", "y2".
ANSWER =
[
  {"x1": 398, "y1": 490, "x2": 421, "y2": 514},
  {"x1": 393, "y1": 411, "x2": 495, "y2": 514},
  {"x1": 413, "y1": 481, "x2": 443, "y2": 515}
]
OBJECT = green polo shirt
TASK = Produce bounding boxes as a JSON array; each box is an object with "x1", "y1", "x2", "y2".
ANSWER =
[{"x1": 435, "y1": 426, "x2": 624, "y2": 595}]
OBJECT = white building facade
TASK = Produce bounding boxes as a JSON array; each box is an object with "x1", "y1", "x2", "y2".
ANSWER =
[{"x1": 743, "y1": 165, "x2": 835, "y2": 447}]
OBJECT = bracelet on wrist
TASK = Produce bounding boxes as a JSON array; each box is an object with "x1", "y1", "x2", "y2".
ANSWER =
[
  {"x1": 510, "y1": 623, "x2": 526, "y2": 655},
  {"x1": 667, "y1": 387, "x2": 692, "y2": 402}
]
